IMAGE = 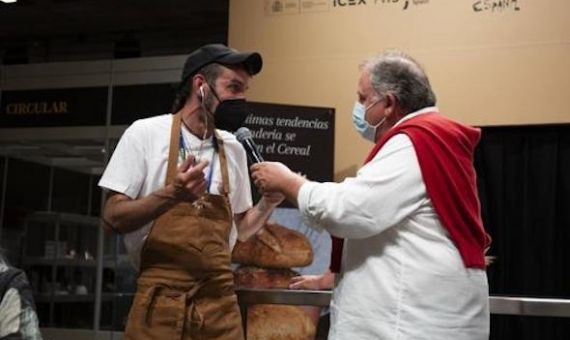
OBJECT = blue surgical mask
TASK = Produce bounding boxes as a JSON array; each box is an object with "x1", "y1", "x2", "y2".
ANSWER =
[{"x1": 351, "y1": 100, "x2": 387, "y2": 142}]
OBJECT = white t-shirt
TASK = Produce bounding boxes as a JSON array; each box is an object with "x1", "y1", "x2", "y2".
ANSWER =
[{"x1": 98, "y1": 114, "x2": 253, "y2": 269}]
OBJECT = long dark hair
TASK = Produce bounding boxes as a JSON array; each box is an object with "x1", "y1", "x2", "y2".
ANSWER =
[{"x1": 171, "y1": 63, "x2": 222, "y2": 113}]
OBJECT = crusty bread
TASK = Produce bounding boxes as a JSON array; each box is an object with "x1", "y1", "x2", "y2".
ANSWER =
[
  {"x1": 234, "y1": 266, "x2": 299, "y2": 289},
  {"x1": 232, "y1": 222, "x2": 313, "y2": 268},
  {"x1": 247, "y1": 304, "x2": 316, "y2": 340}
]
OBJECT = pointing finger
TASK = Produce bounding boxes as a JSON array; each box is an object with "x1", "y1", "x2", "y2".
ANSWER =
[
  {"x1": 192, "y1": 159, "x2": 209, "y2": 172},
  {"x1": 178, "y1": 155, "x2": 195, "y2": 173},
  {"x1": 184, "y1": 158, "x2": 209, "y2": 175}
]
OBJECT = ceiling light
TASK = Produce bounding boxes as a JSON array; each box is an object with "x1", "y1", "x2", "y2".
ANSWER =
[{"x1": 1, "y1": 0, "x2": 18, "y2": 3}]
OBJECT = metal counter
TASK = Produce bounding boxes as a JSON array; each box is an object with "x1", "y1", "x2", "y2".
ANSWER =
[
  {"x1": 236, "y1": 288, "x2": 570, "y2": 336},
  {"x1": 489, "y1": 296, "x2": 570, "y2": 318},
  {"x1": 237, "y1": 288, "x2": 331, "y2": 307}
]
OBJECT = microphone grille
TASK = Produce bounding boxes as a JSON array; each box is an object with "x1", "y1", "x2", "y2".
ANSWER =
[{"x1": 235, "y1": 127, "x2": 253, "y2": 142}]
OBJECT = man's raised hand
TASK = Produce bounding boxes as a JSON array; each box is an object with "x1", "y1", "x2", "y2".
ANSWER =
[{"x1": 172, "y1": 155, "x2": 209, "y2": 202}]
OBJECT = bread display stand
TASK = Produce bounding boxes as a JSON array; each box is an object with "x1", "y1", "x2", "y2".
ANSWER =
[
  {"x1": 236, "y1": 288, "x2": 332, "y2": 339},
  {"x1": 233, "y1": 222, "x2": 328, "y2": 338}
]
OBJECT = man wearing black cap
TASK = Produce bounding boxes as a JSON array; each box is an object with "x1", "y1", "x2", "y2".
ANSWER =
[{"x1": 98, "y1": 44, "x2": 282, "y2": 339}]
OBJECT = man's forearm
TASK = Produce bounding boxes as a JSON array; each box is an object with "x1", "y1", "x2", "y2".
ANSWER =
[
  {"x1": 236, "y1": 197, "x2": 279, "y2": 241},
  {"x1": 102, "y1": 185, "x2": 181, "y2": 234}
]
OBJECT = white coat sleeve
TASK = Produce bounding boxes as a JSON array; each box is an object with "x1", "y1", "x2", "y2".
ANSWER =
[{"x1": 297, "y1": 134, "x2": 427, "y2": 239}]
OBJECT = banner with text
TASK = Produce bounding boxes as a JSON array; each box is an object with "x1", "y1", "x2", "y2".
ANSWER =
[{"x1": 245, "y1": 102, "x2": 334, "y2": 184}]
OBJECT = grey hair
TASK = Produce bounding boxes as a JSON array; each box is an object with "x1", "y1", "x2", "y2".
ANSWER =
[{"x1": 360, "y1": 50, "x2": 436, "y2": 115}]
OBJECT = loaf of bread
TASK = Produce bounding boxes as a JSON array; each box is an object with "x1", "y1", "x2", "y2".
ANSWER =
[
  {"x1": 234, "y1": 266, "x2": 299, "y2": 289},
  {"x1": 247, "y1": 304, "x2": 316, "y2": 340},
  {"x1": 232, "y1": 222, "x2": 313, "y2": 268}
]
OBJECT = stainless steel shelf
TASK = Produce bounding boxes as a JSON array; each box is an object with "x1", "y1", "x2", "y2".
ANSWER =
[{"x1": 0, "y1": 126, "x2": 125, "y2": 175}]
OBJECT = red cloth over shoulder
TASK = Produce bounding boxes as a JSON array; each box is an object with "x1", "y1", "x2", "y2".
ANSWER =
[{"x1": 330, "y1": 112, "x2": 490, "y2": 272}]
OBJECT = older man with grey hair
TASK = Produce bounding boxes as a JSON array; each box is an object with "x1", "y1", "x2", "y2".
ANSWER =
[{"x1": 251, "y1": 51, "x2": 491, "y2": 339}]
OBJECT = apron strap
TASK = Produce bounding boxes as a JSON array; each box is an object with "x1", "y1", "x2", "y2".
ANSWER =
[
  {"x1": 166, "y1": 113, "x2": 182, "y2": 186},
  {"x1": 167, "y1": 114, "x2": 231, "y2": 199}
]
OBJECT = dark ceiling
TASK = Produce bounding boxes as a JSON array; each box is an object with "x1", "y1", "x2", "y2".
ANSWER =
[{"x1": 0, "y1": 0, "x2": 229, "y2": 63}]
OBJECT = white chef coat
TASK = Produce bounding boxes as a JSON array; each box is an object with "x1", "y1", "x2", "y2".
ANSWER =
[
  {"x1": 298, "y1": 108, "x2": 489, "y2": 339},
  {"x1": 98, "y1": 114, "x2": 253, "y2": 269}
]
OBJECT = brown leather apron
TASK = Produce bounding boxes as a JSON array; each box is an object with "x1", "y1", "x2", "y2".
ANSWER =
[{"x1": 124, "y1": 113, "x2": 244, "y2": 340}]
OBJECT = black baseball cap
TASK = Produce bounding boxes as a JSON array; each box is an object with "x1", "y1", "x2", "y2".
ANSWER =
[{"x1": 180, "y1": 43, "x2": 263, "y2": 83}]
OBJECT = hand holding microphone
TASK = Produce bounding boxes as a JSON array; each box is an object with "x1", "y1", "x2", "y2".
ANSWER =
[
  {"x1": 251, "y1": 159, "x2": 305, "y2": 207},
  {"x1": 236, "y1": 127, "x2": 285, "y2": 206}
]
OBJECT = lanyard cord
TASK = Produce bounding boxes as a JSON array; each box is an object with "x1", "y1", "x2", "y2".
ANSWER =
[{"x1": 179, "y1": 131, "x2": 216, "y2": 193}]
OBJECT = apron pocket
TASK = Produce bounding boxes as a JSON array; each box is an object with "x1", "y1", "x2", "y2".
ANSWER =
[
  {"x1": 146, "y1": 290, "x2": 187, "y2": 339},
  {"x1": 186, "y1": 241, "x2": 205, "y2": 254},
  {"x1": 187, "y1": 240, "x2": 223, "y2": 256},
  {"x1": 191, "y1": 294, "x2": 243, "y2": 339}
]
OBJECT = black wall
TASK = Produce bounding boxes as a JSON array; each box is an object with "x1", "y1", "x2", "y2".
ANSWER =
[{"x1": 476, "y1": 124, "x2": 570, "y2": 339}]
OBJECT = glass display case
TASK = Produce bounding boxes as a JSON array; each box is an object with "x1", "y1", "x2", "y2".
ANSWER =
[
  {"x1": 21, "y1": 211, "x2": 137, "y2": 332},
  {"x1": 22, "y1": 211, "x2": 106, "y2": 328}
]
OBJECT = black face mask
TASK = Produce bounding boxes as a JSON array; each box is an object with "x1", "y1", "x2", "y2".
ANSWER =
[
  {"x1": 214, "y1": 98, "x2": 250, "y2": 132},
  {"x1": 204, "y1": 82, "x2": 249, "y2": 132}
]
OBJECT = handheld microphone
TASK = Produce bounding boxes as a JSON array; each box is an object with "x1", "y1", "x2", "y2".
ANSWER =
[{"x1": 235, "y1": 127, "x2": 264, "y2": 164}]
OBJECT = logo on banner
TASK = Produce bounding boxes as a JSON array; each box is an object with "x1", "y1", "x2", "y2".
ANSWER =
[
  {"x1": 265, "y1": 0, "x2": 330, "y2": 15},
  {"x1": 333, "y1": 0, "x2": 367, "y2": 7},
  {"x1": 373, "y1": 0, "x2": 430, "y2": 11},
  {"x1": 265, "y1": 0, "x2": 521, "y2": 15},
  {"x1": 472, "y1": 0, "x2": 520, "y2": 12}
]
